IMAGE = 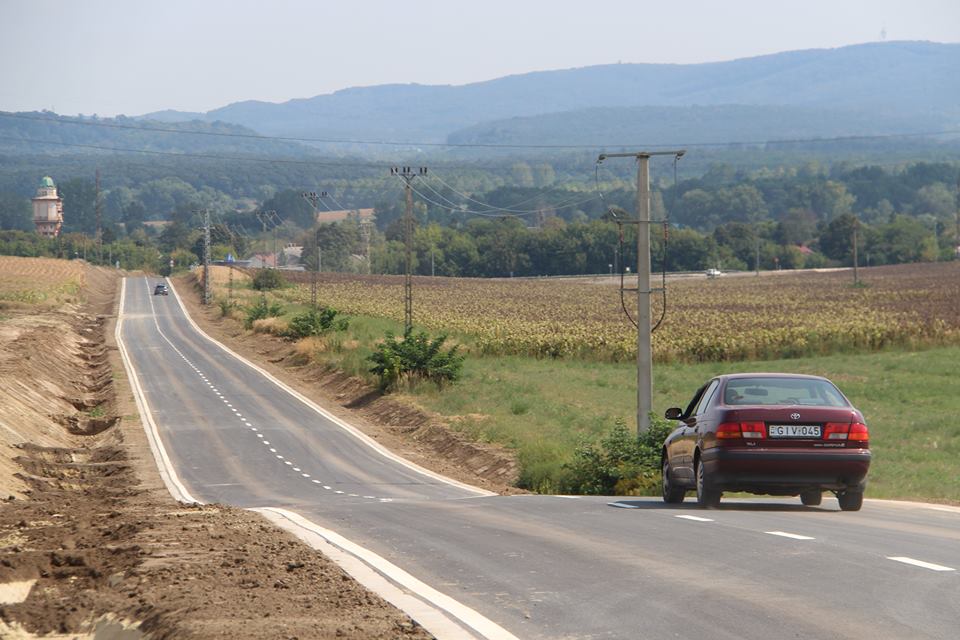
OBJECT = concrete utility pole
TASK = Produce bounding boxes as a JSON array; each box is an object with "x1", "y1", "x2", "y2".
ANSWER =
[
  {"x1": 391, "y1": 166, "x2": 427, "y2": 333},
  {"x1": 597, "y1": 150, "x2": 685, "y2": 434},
  {"x1": 755, "y1": 232, "x2": 761, "y2": 276},
  {"x1": 255, "y1": 210, "x2": 280, "y2": 267},
  {"x1": 202, "y1": 208, "x2": 211, "y2": 305},
  {"x1": 301, "y1": 191, "x2": 327, "y2": 310},
  {"x1": 852, "y1": 218, "x2": 860, "y2": 286}
]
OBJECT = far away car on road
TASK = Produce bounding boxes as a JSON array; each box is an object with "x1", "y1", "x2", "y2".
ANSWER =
[
  {"x1": 153, "y1": 284, "x2": 168, "y2": 296},
  {"x1": 661, "y1": 373, "x2": 870, "y2": 510},
  {"x1": 705, "y1": 268, "x2": 722, "y2": 277}
]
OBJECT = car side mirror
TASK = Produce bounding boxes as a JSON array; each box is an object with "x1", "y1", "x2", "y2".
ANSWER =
[{"x1": 664, "y1": 407, "x2": 683, "y2": 420}]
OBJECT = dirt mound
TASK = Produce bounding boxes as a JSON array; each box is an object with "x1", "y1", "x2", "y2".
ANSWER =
[{"x1": 1, "y1": 261, "x2": 432, "y2": 639}]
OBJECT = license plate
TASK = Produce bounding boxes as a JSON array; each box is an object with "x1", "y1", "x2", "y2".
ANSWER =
[{"x1": 768, "y1": 424, "x2": 821, "y2": 438}]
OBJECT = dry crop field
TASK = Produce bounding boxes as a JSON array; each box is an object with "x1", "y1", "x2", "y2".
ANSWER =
[
  {"x1": 224, "y1": 262, "x2": 960, "y2": 363},
  {"x1": 0, "y1": 256, "x2": 85, "y2": 306}
]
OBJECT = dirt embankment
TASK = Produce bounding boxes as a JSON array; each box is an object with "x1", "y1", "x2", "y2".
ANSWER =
[
  {"x1": 172, "y1": 273, "x2": 521, "y2": 495},
  {"x1": 1, "y1": 263, "x2": 432, "y2": 639}
]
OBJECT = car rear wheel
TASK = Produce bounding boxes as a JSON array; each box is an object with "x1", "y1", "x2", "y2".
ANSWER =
[
  {"x1": 800, "y1": 490, "x2": 822, "y2": 506},
  {"x1": 837, "y1": 490, "x2": 863, "y2": 511},
  {"x1": 662, "y1": 458, "x2": 685, "y2": 504},
  {"x1": 695, "y1": 458, "x2": 721, "y2": 508}
]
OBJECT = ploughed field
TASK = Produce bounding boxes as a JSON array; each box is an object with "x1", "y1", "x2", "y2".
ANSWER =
[
  {"x1": 0, "y1": 256, "x2": 85, "y2": 306},
  {"x1": 271, "y1": 262, "x2": 960, "y2": 363}
]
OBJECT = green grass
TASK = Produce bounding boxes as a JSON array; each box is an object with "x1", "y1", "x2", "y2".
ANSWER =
[
  {"x1": 225, "y1": 283, "x2": 960, "y2": 503},
  {"x1": 404, "y1": 346, "x2": 960, "y2": 502}
]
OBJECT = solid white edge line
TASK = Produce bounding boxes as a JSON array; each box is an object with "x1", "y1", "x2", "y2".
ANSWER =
[
  {"x1": 124, "y1": 277, "x2": 516, "y2": 638},
  {"x1": 765, "y1": 531, "x2": 815, "y2": 540},
  {"x1": 928, "y1": 506, "x2": 960, "y2": 514},
  {"x1": 886, "y1": 557, "x2": 955, "y2": 572},
  {"x1": 255, "y1": 507, "x2": 519, "y2": 640},
  {"x1": 115, "y1": 278, "x2": 198, "y2": 504},
  {"x1": 165, "y1": 275, "x2": 495, "y2": 498}
]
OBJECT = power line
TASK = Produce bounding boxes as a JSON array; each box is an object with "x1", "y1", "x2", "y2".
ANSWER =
[
  {"x1": 409, "y1": 181, "x2": 600, "y2": 218},
  {"x1": 3, "y1": 110, "x2": 959, "y2": 150},
  {"x1": 0, "y1": 134, "x2": 391, "y2": 169},
  {"x1": 425, "y1": 172, "x2": 592, "y2": 213}
]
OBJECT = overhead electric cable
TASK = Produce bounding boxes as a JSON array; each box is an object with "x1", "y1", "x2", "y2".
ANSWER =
[
  {"x1": 0, "y1": 135, "x2": 391, "y2": 169},
  {"x1": 425, "y1": 172, "x2": 591, "y2": 213},
  {"x1": 407, "y1": 182, "x2": 600, "y2": 218},
  {"x1": 3, "y1": 111, "x2": 958, "y2": 150}
]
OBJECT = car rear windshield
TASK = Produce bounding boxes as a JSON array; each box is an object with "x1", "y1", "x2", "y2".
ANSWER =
[{"x1": 723, "y1": 377, "x2": 849, "y2": 407}]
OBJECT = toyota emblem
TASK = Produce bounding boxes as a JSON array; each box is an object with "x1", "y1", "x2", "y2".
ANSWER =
[{"x1": 790, "y1": 412, "x2": 801, "y2": 420}]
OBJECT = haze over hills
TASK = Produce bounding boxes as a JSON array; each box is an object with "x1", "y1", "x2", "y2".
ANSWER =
[{"x1": 137, "y1": 41, "x2": 959, "y2": 146}]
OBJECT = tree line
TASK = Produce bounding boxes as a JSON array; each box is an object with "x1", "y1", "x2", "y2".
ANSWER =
[{"x1": 0, "y1": 159, "x2": 957, "y2": 276}]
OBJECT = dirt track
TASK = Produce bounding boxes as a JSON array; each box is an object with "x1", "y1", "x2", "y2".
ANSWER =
[{"x1": 0, "y1": 262, "x2": 436, "y2": 639}]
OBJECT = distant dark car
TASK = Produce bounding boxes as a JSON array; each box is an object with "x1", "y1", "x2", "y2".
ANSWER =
[
  {"x1": 153, "y1": 284, "x2": 169, "y2": 296},
  {"x1": 661, "y1": 373, "x2": 870, "y2": 510}
]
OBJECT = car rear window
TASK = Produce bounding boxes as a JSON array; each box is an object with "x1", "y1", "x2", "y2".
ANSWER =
[{"x1": 723, "y1": 377, "x2": 849, "y2": 407}]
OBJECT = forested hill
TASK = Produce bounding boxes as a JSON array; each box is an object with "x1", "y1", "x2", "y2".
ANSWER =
[
  {"x1": 447, "y1": 104, "x2": 957, "y2": 147},
  {"x1": 0, "y1": 112, "x2": 312, "y2": 156},
  {"x1": 139, "y1": 41, "x2": 959, "y2": 143}
]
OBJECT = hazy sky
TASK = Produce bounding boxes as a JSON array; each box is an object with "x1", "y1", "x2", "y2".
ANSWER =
[{"x1": 1, "y1": 0, "x2": 958, "y2": 117}]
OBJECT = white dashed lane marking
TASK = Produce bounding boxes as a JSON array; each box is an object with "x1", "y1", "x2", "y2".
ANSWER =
[
  {"x1": 765, "y1": 531, "x2": 815, "y2": 540},
  {"x1": 675, "y1": 515, "x2": 715, "y2": 522},
  {"x1": 887, "y1": 557, "x2": 955, "y2": 572},
  {"x1": 144, "y1": 279, "x2": 385, "y2": 503}
]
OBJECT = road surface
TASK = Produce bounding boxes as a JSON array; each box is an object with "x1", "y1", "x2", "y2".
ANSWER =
[{"x1": 119, "y1": 276, "x2": 958, "y2": 639}]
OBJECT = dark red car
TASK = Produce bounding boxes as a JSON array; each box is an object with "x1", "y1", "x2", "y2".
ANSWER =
[{"x1": 661, "y1": 373, "x2": 871, "y2": 510}]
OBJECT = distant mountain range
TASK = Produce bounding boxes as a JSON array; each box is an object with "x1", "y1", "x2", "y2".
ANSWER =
[
  {"x1": 136, "y1": 41, "x2": 959, "y2": 147},
  {"x1": 2, "y1": 41, "x2": 956, "y2": 158}
]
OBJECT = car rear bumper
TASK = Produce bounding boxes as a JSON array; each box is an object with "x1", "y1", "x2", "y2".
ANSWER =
[{"x1": 701, "y1": 447, "x2": 871, "y2": 492}]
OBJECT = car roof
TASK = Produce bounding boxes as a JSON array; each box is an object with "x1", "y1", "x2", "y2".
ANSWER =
[{"x1": 717, "y1": 373, "x2": 830, "y2": 382}]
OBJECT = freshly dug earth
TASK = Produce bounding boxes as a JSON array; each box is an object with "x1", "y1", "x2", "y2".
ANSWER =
[{"x1": 0, "y1": 261, "x2": 433, "y2": 639}]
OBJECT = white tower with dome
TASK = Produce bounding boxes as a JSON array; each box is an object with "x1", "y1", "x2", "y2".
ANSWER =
[{"x1": 32, "y1": 176, "x2": 64, "y2": 237}]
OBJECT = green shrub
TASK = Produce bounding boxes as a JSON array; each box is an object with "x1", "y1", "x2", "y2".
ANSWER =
[
  {"x1": 559, "y1": 417, "x2": 673, "y2": 495},
  {"x1": 368, "y1": 328, "x2": 464, "y2": 391},
  {"x1": 244, "y1": 296, "x2": 284, "y2": 329},
  {"x1": 251, "y1": 269, "x2": 286, "y2": 291},
  {"x1": 285, "y1": 307, "x2": 349, "y2": 340},
  {"x1": 217, "y1": 298, "x2": 239, "y2": 318}
]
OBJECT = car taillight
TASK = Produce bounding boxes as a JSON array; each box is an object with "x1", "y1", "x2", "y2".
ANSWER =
[
  {"x1": 717, "y1": 422, "x2": 766, "y2": 439},
  {"x1": 717, "y1": 423, "x2": 742, "y2": 439},
  {"x1": 740, "y1": 421, "x2": 766, "y2": 439},
  {"x1": 824, "y1": 422, "x2": 850, "y2": 440},
  {"x1": 848, "y1": 422, "x2": 869, "y2": 441}
]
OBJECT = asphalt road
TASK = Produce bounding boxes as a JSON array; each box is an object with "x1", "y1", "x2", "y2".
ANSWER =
[{"x1": 120, "y1": 276, "x2": 959, "y2": 640}]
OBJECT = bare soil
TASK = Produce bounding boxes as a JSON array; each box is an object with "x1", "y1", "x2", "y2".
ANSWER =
[{"x1": 0, "y1": 262, "x2": 435, "y2": 639}]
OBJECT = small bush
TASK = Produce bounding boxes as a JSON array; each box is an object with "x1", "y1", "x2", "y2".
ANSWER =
[
  {"x1": 559, "y1": 417, "x2": 673, "y2": 495},
  {"x1": 368, "y1": 327, "x2": 464, "y2": 391},
  {"x1": 284, "y1": 306, "x2": 349, "y2": 340},
  {"x1": 244, "y1": 296, "x2": 284, "y2": 329},
  {"x1": 217, "y1": 298, "x2": 239, "y2": 319},
  {"x1": 252, "y1": 269, "x2": 286, "y2": 291}
]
